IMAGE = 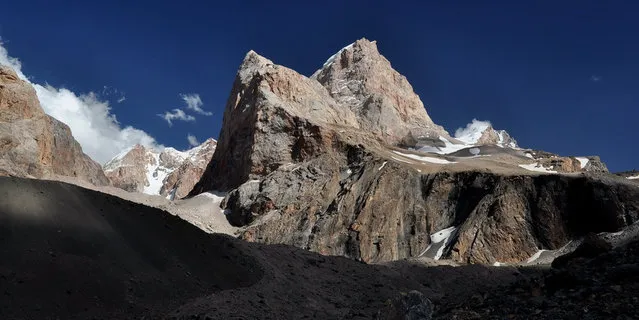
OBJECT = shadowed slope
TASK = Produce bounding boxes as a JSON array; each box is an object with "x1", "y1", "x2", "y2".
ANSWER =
[{"x1": 0, "y1": 176, "x2": 262, "y2": 319}]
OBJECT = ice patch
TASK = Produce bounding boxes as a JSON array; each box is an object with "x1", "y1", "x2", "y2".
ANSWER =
[
  {"x1": 469, "y1": 148, "x2": 480, "y2": 155},
  {"x1": 392, "y1": 151, "x2": 456, "y2": 164},
  {"x1": 378, "y1": 161, "x2": 388, "y2": 171},
  {"x1": 576, "y1": 157, "x2": 590, "y2": 169},
  {"x1": 518, "y1": 163, "x2": 558, "y2": 174}
]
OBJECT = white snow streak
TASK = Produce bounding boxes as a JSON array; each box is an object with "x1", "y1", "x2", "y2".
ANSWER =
[
  {"x1": 392, "y1": 151, "x2": 456, "y2": 164},
  {"x1": 378, "y1": 161, "x2": 388, "y2": 171},
  {"x1": 518, "y1": 163, "x2": 558, "y2": 174}
]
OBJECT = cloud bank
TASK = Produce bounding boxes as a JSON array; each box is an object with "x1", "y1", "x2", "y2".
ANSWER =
[{"x1": 0, "y1": 40, "x2": 160, "y2": 164}]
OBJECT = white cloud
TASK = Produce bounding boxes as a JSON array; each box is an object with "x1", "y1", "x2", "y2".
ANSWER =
[
  {"x1": 0, "y1": 40, "x2": 161, "y2": 164},
  {"x1": 187, "y1": 134, "x2": 200, "y2": 147},
  {"x1": 117, "y1": 96, "x2": 126, "y2": 103},
  {"x1": 180, "y1": 93, "x2": 212, "y2": 116},
  {"x1": 157, "y1": 108, "x2": 196, "y2": 126},
  {"x1": 454, "y1": 119, "x2": 492, "y2": 139},
  {"x1": 590, "y1": 75, "x2": 601, "y2": 82}
]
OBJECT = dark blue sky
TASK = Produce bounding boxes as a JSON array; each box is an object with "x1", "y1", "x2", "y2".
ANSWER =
[{"x1": 0, "y1": 1, "x2": 636, "y2": 171}]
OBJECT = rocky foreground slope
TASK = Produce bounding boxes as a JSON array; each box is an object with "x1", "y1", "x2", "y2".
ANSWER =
[
  {"x1": 190, "y1": 38, "x2": 638, "y2": 265},
  {"x1": 1, "y1": 176, "x2": 638, "y2": 319},
  {"x1": 0, "y1": 66, "x2": 108, "y2": 185}
]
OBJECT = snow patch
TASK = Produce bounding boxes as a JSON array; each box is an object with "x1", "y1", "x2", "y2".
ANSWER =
[
  {"x1": 526, "y1": 249, "x2": 548, "y2": 264},
  {"x1": 378, "y1": 161, "x2": 388, "y2": 171},
  {"x1": 469, "y1": 147, "x2": 480, "y2": 155},
  {"x1": 525, "y1": 153, "x2": 535, "y2": 159},
  {"x1": 198, "y1": 192, "x2": 226, "y2": 204},
  {"x1": 419, "y1": 226, "x2": 458, "y2": 260},
  {"x1": 417, "y1": 136, "x2": 469, "y2": 155},
  {"x1": 518, "y1": 163, "x2": 558, "y2": 174},
  {"x1": 143, "y1": 152, "x2": 169, "y2": 195},
  {"x1": 576, "y1": 157, "x2": 590, "y2": 169},
  {"x1": 627, "y1": 175, "x2": 639, "y2": 180},
  {"x1": 392, "y1": 151, "x2": 457, "y2": 164}
]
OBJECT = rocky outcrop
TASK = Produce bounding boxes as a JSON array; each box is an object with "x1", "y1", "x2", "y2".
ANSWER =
[
  {"x1": 616, "y1": 170, "x2": 639, "y2": 185},
  {"x1": 0, "y1": 65, "x2": 108, "y2": 185},
  {"x1": 475, "y1": 126, "x2": 517, "y2": 147},
  {"x1": 104, "y1": 138, "x2": 216, "y2": 198},
  {"x1": 191, "y1": 39, "x2": 636, "y2": 265},
  {"x1": 526, "y1": 150, "x2": 609, "y2": 174}
]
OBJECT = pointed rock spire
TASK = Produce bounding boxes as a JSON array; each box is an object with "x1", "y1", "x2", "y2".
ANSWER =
[{"x1": 311, "y1": 38, "x2": 450, "y2": 144}]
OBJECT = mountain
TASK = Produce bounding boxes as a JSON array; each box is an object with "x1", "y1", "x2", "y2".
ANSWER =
[
  {"x1": 103, "y1": 138, "x2": 216, "y2": 199},
  {"x1": 190, "y1": 38, "x2": 638, "y2": 265},
  {"x1": 0, "y1": 66, "x2": 109, "y2": 185}
]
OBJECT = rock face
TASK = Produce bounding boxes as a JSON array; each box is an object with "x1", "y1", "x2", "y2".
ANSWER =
[
  {"x1": 190, "y1": 51, "x2": 360, "y2": 192},
  {"x1": 104, "y1": 138, "x2": 216, "y2": 198},
  {"x1": 191, "y1": 39, "x2": 637, "y2": 265},
  {"x1": 224, "y1": 148, "x2": 639, "y2": 264},
  {"x1": 0, "y1": 65, "x2": 108, "y2": 185}
]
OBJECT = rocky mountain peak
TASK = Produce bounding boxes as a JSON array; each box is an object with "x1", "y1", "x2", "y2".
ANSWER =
[{"x1": 311, "y1": 38, "x2": 449, "y2": 144}]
